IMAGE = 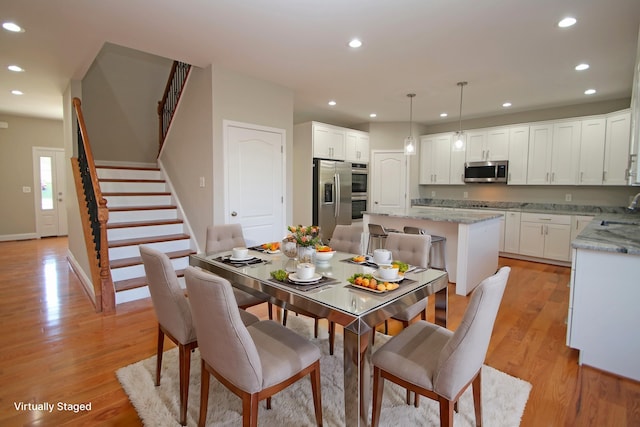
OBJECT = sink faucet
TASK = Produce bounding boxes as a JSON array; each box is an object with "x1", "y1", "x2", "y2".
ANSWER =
[{"x1": 629, "y1": 193, "x2": 640, "y2": 212}]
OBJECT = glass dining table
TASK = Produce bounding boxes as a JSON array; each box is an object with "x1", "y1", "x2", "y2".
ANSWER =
[{"x1": 190, "y1": 249, "x2": 448, "y2": 427}]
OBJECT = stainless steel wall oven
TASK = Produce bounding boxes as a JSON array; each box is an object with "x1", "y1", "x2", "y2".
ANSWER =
[{"x1": 351, "y1": 163, "x2": 368, "y2": 220}]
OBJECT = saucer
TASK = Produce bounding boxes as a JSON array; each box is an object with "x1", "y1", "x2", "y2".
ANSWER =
[
  {"x1": 373, "y1": 273, "x2": 403, "y2": 283},
  {"x1": 288, "y1": 273, "x2": 322, "y2": 283}
]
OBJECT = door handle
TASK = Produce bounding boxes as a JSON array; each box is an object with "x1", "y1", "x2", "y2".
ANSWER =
[{"x1": 231, "y1": 211, "x2": 238, "y2": 217}]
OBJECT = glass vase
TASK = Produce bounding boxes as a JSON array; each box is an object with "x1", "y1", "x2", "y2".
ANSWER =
[
  {"x1": 297, "y1": 245, "x2": 315, "y2": 264},
  {"x1": 281, "y1": 239, "x2": 298, "y2": 272}
]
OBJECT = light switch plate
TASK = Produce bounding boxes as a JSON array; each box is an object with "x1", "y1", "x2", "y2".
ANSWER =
[
  {"x1": 199, "y1": 177, "x2": 205, "y2": 188},
  {"x1": 23, "y1": 186, "x2": 31, "y2": 193}
]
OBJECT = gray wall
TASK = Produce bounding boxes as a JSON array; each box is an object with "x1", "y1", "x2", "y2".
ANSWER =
[
  {"x1": 81, "y1": 43, "x2": 172, "y2": 163},
  {"x1": 0, "y1": 114, "x2": 63, "y2": 238}
]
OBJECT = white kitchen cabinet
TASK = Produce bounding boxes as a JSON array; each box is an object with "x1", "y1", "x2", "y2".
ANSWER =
[
  {"x1": 578, "y1": 118, "x2": 606, "y2": 185},
  {"x1": 570, "y1": 215, "x2": 594, "y2": 242},
  {"x1": 503, "y1": 211, "x2": 521, "y2": 253},
  {"x1": 519, "y1": 212, "x2": 571, "y2": 261},
  {"x1": 312, "y1": 122, "x2": 345, "y2": 160},
  {"x1": 465, "y1": 128, "x2": 509, "y2": 162},
  {"x1": 346, "y1": 130, "x2": 370, "y2": 163},
  {"x1": 449, "y1": 136, "x2": 466, "y2": 184},
  {"x1": 419, "y1": 134, "x2": 451, "y2": 184},
  {"x1": 507, "y1": 126, "x2": 529, "y2": 185},
  {"x1": 527, "y1": 121, "x2": 581, "y2": 185},
  {"x1": 603, "y1": 110, "x2": 631, "y2": 185}
]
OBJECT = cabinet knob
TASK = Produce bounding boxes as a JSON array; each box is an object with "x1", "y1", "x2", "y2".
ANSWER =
[{"x1": 231, "y1": 211, "x2": 238, "y2": 217}]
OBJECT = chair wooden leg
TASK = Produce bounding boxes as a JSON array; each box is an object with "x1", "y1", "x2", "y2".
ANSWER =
[
  {"x1": 242, "y1": 393, "x2": 260, "y2": 427},
  {"x1": 406, "y1": 389, "x2": 411, "y2": 405},
  {"x1": 328, "y1": 321, "x2": 335, "y2": 356},
  {"x1": 267, "y1": 302, "x2": 273, "y2": 320},
  {"x1": 472, "y1": 371, "x2": 482, "y2": 427},
  {"x1": 266, "y1": 397, "x2": 272, "y2": 410},
  {"x1": 371, "y1": 367, "x2": 384, "y2": 427},
  {"x1": 198, "y1": 361, "x2": 210, "y2": 427},
  {"x1": 282, "y1": 309, "x2": 288, "y2": 326},
  {"x1": 439, "y1": 398, "x2": 455, "y2": 427},
  {"x1": 155, "y1": 325, "x2": 164, "y2": 386},
  {"x1": 310, "y1": 361, "x2": 323, "y2": 426},
  {"x1": 178, "y1": 343, "x2": 191, "y2": 425},
  {"x1": 384, "y1": 320, "x2": 389, "y2": 334},
  {"x1": 314, "y1": 319, "x2": 319, "y2": 338}
]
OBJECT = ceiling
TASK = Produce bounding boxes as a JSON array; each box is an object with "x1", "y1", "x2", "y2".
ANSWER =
[{"x1": 1, "y1": 0, "x2": 639, "y2": 128}]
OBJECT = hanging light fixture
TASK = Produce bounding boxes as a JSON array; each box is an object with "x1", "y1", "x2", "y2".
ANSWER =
[
  {"x1": 453, "y1": 81, "x2": 468, "y2": 150},
  {"x1": 404, "y1": 93, "x2": 416, "y2": 155}
]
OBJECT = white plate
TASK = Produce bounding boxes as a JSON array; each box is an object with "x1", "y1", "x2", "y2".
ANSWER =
[
  {"x1": 264, "y1": 249, "x2": 280, "y2": 254},
  {"x1": 288, "y1": 273, "x2": 322, "y2": 283},
  {"x1": 373, "y1": 273, "x2": 403, "y2": 283},
  {"x1": 351, "y1": 255, "x2": 370, "y2": 264},
  {"x1": 229, "y1": 255, "x2": 256, "y2": 262}
]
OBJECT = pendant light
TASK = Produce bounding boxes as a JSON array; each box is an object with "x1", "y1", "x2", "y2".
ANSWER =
[
  {"x1": 404, "y1": 93, "x2": 416, "y2": 155},
  {"x1": 453, "y1": 81, "x2": 468, "y2": 150}
]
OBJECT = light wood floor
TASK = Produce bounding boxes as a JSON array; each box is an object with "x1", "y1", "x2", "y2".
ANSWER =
[{"x1": 1, "y1": 237, "x2": 638, "y2": 426}]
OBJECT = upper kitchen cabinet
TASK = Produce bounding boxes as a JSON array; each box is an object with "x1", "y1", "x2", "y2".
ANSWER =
[
  {"x1": 603, "y1": 110, "x2": 631, "y2": 185},
  {"x1": 419, "y1": 134, "x2": 451, "y2": 184},
  {"x1": 507, "y1": 126, "x2": 529, "y2": 185},
  {"x1": 345, "y1": 130, "x2": 370, "y2": 163},
  {"x1": 578, "y1": 118, "x2": 606, "y2": 185},
  {"x1": 527, "y1": 121, "x2": 581, "y2": 185},
  {"x1": 465, "y1": 128, "x2": 509, "y2": 162},
  {"x1": 312, "y1": 122, "x2": 345, "y2": 160}
]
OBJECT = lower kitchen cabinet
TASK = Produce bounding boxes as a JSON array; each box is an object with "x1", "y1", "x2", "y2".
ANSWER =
[
  {"x1": 519, "y1": 212, "x2": 571, "y2": 261},
  {"x1": 503, "y1": 211, "x2": 521, "y2": 253}
]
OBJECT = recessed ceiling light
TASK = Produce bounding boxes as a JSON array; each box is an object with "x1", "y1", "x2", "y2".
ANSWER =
[
  {"x1": 440, "y1": 113, "x2": 448, "y2": 118},
  {"x1": 575, "y1": 63, "x2": 589, "y2": 71},
  {"x1": 348, "y1": 39, "x2": 362, "y2": 48},
  {"x1": 369, "y1": 113, "x2": 377, "y2": 118},
  {"x1": 328, "y1": 100, "x2": 337, "y2": 106},
  {"x1": 502, "y1": 102, "x2": 512, "y2": 108},
  {"x1": 584, "y1": 89, "x2": 596, "y2": 95},
  {"x1": 2, "y1": 22, "x2": 24, "y2": 32},
  {"x1": 8, "y1": 65, "x2": 24, "y2": 72},
  {"x1": 558, "y1": 17, "x2": 577, "y2": 28},
  {"x1": 11, "y1": 90, "x2": 24, "y2": 95}
]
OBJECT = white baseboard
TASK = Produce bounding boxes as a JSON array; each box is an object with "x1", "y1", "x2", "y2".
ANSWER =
[
  {"x1": 66, "y1": 249, "x2": 96, "y2": 306},
  {"x1": 0, "y1": 233, "x2": 38, "y2": 242}
]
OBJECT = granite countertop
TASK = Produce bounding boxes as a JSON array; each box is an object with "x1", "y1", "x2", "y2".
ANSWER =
[
  {"x1": 571, "y1": 214, "x2": 640, "y2": 255},
  {"x1": 412, "y1": 198, "x2": 630, "y2": 215},
  {"x1": 364, "y1": 208, "x2": 503, "y2": 224}
]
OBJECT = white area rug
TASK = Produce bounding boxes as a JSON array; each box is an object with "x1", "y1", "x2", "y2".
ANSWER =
[{"x1": 117, "y1": 316, "x2": 531, "y2": 426}]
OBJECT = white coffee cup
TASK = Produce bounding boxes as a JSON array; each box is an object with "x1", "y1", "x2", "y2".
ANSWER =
[
  {"x1": 232, "y1": 247, "x2": 249, "y2": 259},
  {"x1": 296, "y1": 263, "x2": 316, "y2": 280},
  {"x1": 373, "y1": 249, "x2": 392, "y2": 265}
]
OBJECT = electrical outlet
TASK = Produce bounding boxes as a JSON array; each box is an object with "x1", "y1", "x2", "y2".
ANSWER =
[
  {"x1": 22, "y1": 186, "x2": 31, "y2": 193},
  {"x1": 431, "y1": 191, "x2": 436, "y2": 198},
  {"x1": 199, "y1": 176, "x2": 205, "y2": 188},
  {"x1": 463, "y1": 191, "x2": 468, "y2": 199},
  {"x1": 565, "y1": 193, "x2": 572, "y2": 202}
]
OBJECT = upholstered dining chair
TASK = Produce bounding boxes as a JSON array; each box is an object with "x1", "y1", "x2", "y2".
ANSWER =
[
  {"x1": 384, "y1": 232, "x2": 432, "y2": 329},
  {"x1": 330, "y1": 224, "x2": 364, "y2": 254},
  {"x1": 205, "y1": 224, "x2": 273, "y2": 319},
  {"x1": 184, "y1": 266, "x2": 323, "y2": 427},
  {"x1": 139, "y1": 245, "x2": 260, "y2": 426},
  {"x1": 371, "y1": 266, "x2": 511, "y2": 427}
]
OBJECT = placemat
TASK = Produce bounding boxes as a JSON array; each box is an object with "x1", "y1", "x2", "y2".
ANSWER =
[
  {"x1": 214, "y1": 256, "x2": 265, "y2": 267},
  {"x1": 268, "y1": 275, "x2": 338, "y2": 292}
]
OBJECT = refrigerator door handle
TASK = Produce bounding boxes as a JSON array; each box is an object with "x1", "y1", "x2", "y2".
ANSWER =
[{"x1": 334, "y1": 173, "x2": 340, "y2": 218}]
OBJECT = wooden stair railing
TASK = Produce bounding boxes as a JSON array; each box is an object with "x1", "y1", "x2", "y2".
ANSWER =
[
  {"x1": 157, "y1": 61, "x2": 191, "y2": 153},
  {"x1": 71, "y1": 97, "x2": 114, "y2": 313}
]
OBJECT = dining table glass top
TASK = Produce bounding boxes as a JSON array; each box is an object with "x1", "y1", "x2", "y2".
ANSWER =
[{"x1": 190, "y1": 249, "x2": 447, "y2": 323}]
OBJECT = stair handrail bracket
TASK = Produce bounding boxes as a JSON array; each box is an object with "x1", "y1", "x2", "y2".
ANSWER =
[{"x1": 71, "y1": 97, "x2": 115, "y2": 313}]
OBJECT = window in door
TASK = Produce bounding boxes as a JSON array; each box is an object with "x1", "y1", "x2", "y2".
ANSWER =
[{"x1": 40, "y1": 156, "x2": 54, "y2": 210}]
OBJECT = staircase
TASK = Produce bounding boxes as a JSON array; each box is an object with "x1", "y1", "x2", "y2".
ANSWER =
[{"x1": 97, "y1": 164, "x2": 195, "y2": 304}]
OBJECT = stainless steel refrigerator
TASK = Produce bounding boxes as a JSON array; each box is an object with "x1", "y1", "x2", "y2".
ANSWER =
[{"x1": 313, "y1": 159, "x2": 352, "y2": 241}]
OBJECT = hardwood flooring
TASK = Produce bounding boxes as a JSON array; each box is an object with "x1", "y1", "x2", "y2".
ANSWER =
[{"x1": 0, "y1": 237, "x2": 638, "y2": 426}]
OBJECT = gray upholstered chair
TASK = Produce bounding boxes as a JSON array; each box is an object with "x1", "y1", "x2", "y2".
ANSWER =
[
  {"x1": 385, "y1": 232, "x2": 432, "y2": 329},
  {"x1": 371, "y1": 266, "x2": 510, "y2": 427},
  {"x1": 184, "y1": 266, "x2": 323, "y2": 427},
  {"x1": 330, "y1": 224, "x2": 363, "y2": 254},
  {"x1": 205, "y1": 224, "x2": 273, "y2": 319},
  {"x1": 139, "y1": 245, "x2": 260, "y2": 426}
]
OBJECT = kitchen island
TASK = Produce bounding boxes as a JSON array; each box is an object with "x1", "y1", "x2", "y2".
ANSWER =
[
  {"x1": 364, "y1": 208, "x2": 502, "y2": 295},
  {"x1": 568, "y1": 214, "x2": 640, "y2": 381}
]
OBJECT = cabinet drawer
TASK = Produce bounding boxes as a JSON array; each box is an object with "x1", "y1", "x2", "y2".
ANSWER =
[{"x1": 520, "y1": 212, "x2": 571, "y2": 225}]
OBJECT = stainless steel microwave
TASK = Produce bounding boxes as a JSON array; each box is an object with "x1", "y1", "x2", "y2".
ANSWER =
[{"x1": 464, "y1": 160, "x2": 508, "y2": 183}]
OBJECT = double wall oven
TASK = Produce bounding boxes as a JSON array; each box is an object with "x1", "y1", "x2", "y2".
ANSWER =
[{"x1": 351, "y1": 163, "x2": 368, "y2": 221}]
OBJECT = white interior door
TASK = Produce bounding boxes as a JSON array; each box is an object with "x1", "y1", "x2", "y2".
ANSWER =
[
  {"x1": 371, "y1": 150, "x2": 407, "y2": 213},
  {"x1": 33, "y1": 147, "x2": 67, "y2": 237},
  {"x1": 225, "y1": 122, "x2": 285, "y2": 246}
]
